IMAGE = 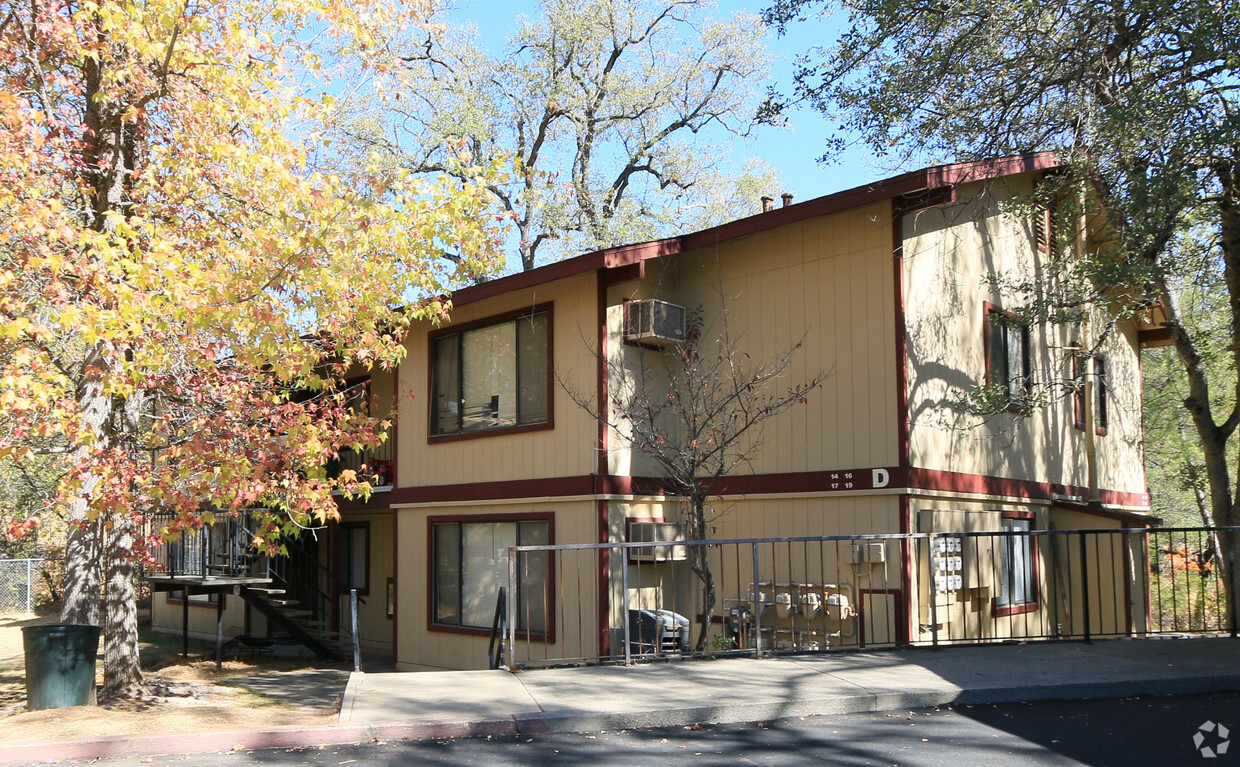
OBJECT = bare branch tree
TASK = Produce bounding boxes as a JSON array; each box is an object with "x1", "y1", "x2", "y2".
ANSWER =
[{"x1": 563, "y1": 295, "x2": 827, "y2": 650}]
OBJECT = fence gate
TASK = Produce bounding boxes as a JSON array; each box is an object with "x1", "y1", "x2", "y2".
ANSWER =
[{"x1": 0, "y1": 558, "x2": 43, "y2": 614}]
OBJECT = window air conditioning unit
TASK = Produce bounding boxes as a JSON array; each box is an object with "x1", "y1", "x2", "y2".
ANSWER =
[
  {"x1": 628, "y1": 521, "x2": 688, "y2": 562},
  {"x1": 624, "y1": 299, "x2": 686, "y2": 346}
]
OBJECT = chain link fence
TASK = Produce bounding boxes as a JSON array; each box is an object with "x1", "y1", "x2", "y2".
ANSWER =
[{"x1": 0, "y1": 558, "x2": 43, "y2": 614}]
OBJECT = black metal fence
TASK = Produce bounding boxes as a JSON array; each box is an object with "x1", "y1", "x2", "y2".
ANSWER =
[{"x1": 498, "y1": 526, "x2": 1239, "y2": 669}]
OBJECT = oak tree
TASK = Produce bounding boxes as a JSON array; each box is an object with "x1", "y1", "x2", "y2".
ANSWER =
[{"x1": 342, "y1": 0, "x2": 776, "y2": 271}]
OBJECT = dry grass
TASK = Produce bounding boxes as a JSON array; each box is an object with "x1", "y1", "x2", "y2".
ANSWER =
[{"x1": 0, "y1": 610, "x2": 347, "y2": 744}]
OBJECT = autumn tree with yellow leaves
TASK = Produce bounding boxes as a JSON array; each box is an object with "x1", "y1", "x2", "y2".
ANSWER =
[{"x1": 0, "y1": 0, "x2": 506, "y2": 699}]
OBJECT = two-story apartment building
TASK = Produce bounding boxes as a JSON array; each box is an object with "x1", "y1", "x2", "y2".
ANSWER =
[{"x1": 153, "y1": 154, "x2": 1153, "y2": 669}]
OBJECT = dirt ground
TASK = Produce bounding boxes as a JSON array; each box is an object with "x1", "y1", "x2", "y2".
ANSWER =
[{"x1": 0, "y1": 611, "x2": 348, "y2": 743}]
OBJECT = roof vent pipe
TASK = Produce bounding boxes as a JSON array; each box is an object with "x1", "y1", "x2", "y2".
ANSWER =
[
  {"x1": 761, "y1": 195, "x2": 774, "y2": 213},
  {"x1": 782, "y1": 193, "x2": 794, "y2": 207}
]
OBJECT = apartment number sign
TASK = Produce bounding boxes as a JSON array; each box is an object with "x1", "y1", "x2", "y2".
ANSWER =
[{"x1": 824, "y1": 468, "x2": 892, "y2": 492}]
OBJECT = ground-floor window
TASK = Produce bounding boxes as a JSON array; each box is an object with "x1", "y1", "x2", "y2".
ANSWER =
[
  {"x1": 996, "y1": 516, "x2": 1037, "y2": 615},
  {"x1": 430, "y1": 515, "x2": 551, "y2": 636},
  {"x1": 167, "y1": 589, "x2": 221, "y2": 607}
]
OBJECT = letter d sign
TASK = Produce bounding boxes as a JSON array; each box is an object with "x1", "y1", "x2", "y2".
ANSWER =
[{"x1": 872, "y1": 468, "x2": 890, "y2": 488}]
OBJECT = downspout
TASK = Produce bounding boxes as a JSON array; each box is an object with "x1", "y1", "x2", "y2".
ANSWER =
[
  {"x1": 1084, "y1": 377, "x2": 1100, "y2": 505},
  {"x1": 1076, "y1": 189, "x2": 1101, "y2": 507}
]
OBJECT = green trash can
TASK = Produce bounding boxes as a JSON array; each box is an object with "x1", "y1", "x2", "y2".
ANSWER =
[{"x1": 22, "y1": 624, "x2": 101, "y2": 710}]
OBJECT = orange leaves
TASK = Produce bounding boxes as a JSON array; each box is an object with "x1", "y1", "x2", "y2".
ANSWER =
[{"x1": 5, "y1": 517, "x2": 40, "y2": 541}]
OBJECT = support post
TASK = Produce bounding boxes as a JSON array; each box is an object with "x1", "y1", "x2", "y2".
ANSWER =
[
  {"x1": 216, "y1": 594, "x2": 224, "y2": 672},
  {"x1": 1079, "y1": 532, "x2": 1091, "y2": 643},
  {"x1": 25, "y1": 560, "x2": 32, "y2": 614},
  {"x1": 929, "y1": 535, "x2": 939, "y2": 649},
  {"x1": 351, "y1": 588, "x2": 361, "y2": 672},
  {"x1": 622, "y1": 548, "x2": 631, "y2": 666},
  {"x1": 182, "y1": 594, "x2": 189, "y2": 659},
  {"x1": 507, "y1": 547, "x2": 517, "y2": 670},
  {"x1": 752, "y1": 542, "x2": 762, "y2": 659}
]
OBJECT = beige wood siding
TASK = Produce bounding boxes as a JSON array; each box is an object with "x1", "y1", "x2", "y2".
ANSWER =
[
  {"x1": 396, "y1": 272, "x2": 600, "y2": 489},
  {"x1": 903, "y1": 177, "x2": 1146, "y2": 499},
  {"x1": 607, "y1": 201, "x2": 899, "y2": 477}
]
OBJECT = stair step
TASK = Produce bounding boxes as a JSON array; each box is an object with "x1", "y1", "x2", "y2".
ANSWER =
[
  {"x1": 244, "y1": 588, "x2": 286, "y2": 596},
  {"x1": 264, "y1": 598, "x2": 301, "y2": 607},
  {"x1": 278, "y1": 609, "x2": 314, "y2": 618}
]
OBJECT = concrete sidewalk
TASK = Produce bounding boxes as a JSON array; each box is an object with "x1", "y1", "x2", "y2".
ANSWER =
[
  {"x1": 3, "y1": 637, "x2": 1238, "y2": 763},
  {"x1": 339, "y1": 637, "x2": 1240, "y2": 736}
]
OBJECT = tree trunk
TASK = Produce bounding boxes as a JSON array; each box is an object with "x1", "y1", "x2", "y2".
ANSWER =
[
  {"x1": 59, "y1": 346, "x2": 111, "y2": 628},
  {"x1": 102, "y1": 512, "x2": 144, "y2": 699},
  {"x1": 685, "y1": 497, "x2": 717, "y2": 653}
]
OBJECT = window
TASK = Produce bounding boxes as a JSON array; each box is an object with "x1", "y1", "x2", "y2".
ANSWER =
[
  {"x1": 430, "y1": 308, "x2": 550, "y2": 437},
  {"x1": 339, "y1": 523, "x2": 369, "y2": 593},
  {"x1": 996, "y1": 516, "x2": 1037, "y2": 615},
  {"x1": 1093, "y1": 356, "x2": 1109, "y2": 435},
  {"x1": 1033, "y1": 203, "x2": 1056, "y2": 255},
  {"x1": 431, "y1": 516, "x2": 551, "y2": 637},
  {"x1": 168, "y1": 589, "x2": 221, "y2": 607},
  {"x1": 1072, "y1": 353, "x2": 1108, "y2": 434},
  {"x1": 985, "y1": 306, "x2": 1029, "y2": 409}
]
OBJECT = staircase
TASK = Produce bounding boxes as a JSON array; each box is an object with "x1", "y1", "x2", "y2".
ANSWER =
[{"x1": 238, "y1": 585, "x2": 346, "y2": 661}]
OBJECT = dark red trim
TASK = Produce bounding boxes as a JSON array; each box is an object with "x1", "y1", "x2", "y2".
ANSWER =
[
  {"x1": 425, "y1": 303, "x2": 555, "y2": 443},
  {"x1": 427, "y1": 421, "x2": 554, "y2": 444},
  {"x1": 906, "y1": 467, "x2": 1149, "y2": 509},
  {"x1": 891, "y1": 200, "x2": 910, "y2": 471},
  {"x1": 444, "y1": 154, "x2": 1060, "y2": 309},
  {"x1": 389, "y1": 475, "x2": 597, "y2": 504},
  {"x1": 857, "y1": 587, "x2": 904, "y2": 648},
  {"x1": 385, "y1": 467, "x2": 1150, "y2": 510},
  {"x1": 425, "y1": 511, "x2": 557, "y2": 644}
]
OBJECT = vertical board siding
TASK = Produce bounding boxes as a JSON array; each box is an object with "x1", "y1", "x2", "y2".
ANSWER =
[
  {"x1": 902, "y1": 178, "x2": 1146, "y2": 497},
  {"x1": 396, "y1": 272, "x2": 599, "y2": 489}
]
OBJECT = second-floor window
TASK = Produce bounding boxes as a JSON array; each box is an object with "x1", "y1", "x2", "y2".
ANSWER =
[
  {"x1": 430, "y1": 308, "x2": 550, "y2": 436},
  {"x1": 985, "y1": 307, "x2": 1029, "y2": 410},
  {"x1": 1073, "y1": 353, "x2": 1109, "y2": 435}
]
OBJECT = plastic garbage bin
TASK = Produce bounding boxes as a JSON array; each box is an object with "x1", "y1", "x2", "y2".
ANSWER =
[{"x1": 22, "y1": 623, "x2": 101, "y2": 710}]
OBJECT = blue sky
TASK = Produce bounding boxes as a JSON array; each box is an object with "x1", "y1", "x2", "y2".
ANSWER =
[{"x1": 440, "y1": 0, "x2": 896, "y2": 205}]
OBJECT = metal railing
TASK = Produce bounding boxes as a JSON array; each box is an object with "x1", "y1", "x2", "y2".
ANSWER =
[
  {"x1": 147, "y1": 510, "x2": 264, "y2": 578},
  {"x1": 498, "y1": 526, "x2": 1240, "y2": 670},
  {"x1": 328, "y1": 440, "x2": 395, "y2": 487}
]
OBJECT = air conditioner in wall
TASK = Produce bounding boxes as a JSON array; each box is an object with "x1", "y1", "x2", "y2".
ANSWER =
[
  {"x1": 624, "y1": 299, "x2": 686, "y2": 346},
  {"x1": 628, "y1": 521, "x2": 688, "y2": 562}
]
